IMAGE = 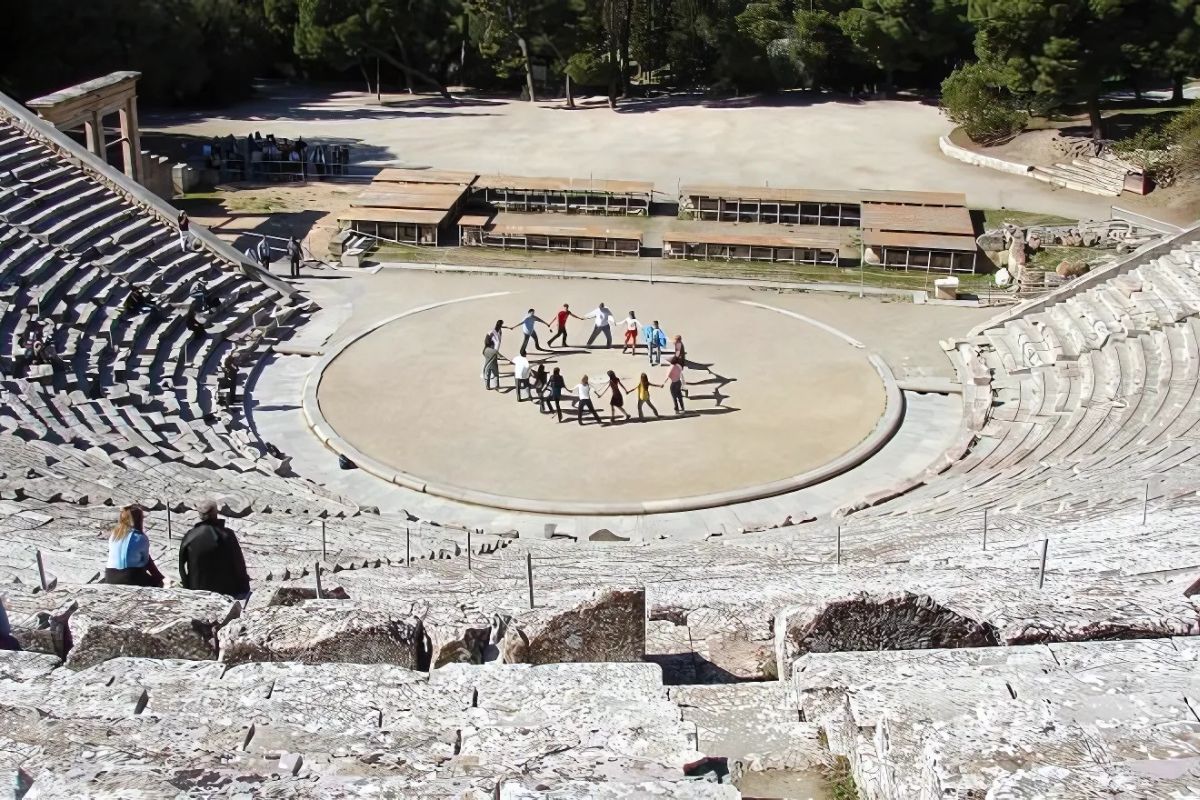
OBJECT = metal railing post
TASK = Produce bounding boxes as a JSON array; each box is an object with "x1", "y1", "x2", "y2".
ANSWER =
[
  {"x1": 321, "y1": 520, "x2": 327, "y2": 560},
  {"x1": 1037, "y1": 540, "x2": 1049, "y2": 589},
  {"x1": 467, "y1": 528, "x2": 473, "y2": 571},
  {"x1": 314, "y1": 561, "x2": 323, "y2": 599},
  {"x1": 36, "y1": 549, "x2": 49, "y2": 592},
  {"x1": 406, "y1": 527, "x2": 411, "y2": 567},
  {"x1": 982, "y1": 508, "x2": 988, "y2": 551},
  {"x1": 526, "y1": 553, "x2": 534, "y2": 609}
]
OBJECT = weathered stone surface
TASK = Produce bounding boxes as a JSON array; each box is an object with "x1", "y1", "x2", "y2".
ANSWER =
[
  {"x1": 775, "y1": 591, "x2": 999, "y2": 677},
  {"x1": 264, "y1": 585, "x2": 350, "y2": 606},
  {"x1": 672, "y1": 683, "x2": 830, "y2": 773},
  {"x1": 0, "y1": 650, "x2": 61, "y2": 683},
  {"x1": 218, "y1": 602, "x2": 424, "y2": 668},
  {"x1": 10, "y1": 585, "x2": 240, "y2": 670},
  {"x1": 500, "y1": 587, "x2": 645, "y2": 665}
]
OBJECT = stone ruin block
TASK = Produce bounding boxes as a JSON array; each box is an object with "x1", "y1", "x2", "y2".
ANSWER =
[
  {"x1": 775, "y1": 591, "x2": 999, "y2": 680},
  {"x1": 65, "y1": 586, "x2": 242, "y2": 670},
  {"x1": 218, "y1": 602, "x2": 423, "y2": 669},
  {"x1": 499, "y1": 587, "x2": 645, "y2": 665},
  {"x1": 5, "y1": 585, "x2": 240, "y2": 670}
]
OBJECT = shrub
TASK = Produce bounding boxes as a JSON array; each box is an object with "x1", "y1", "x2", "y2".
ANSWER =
[
  {"x1": 1112, "y1": 100, "x2": 1200, "y2": 186},
  {"x1": 940, "y1": 61, "x2": 1029, "y2": 145}
]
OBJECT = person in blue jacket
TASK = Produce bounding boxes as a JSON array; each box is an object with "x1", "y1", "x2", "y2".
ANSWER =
[
  {"x1": 105, "y1": 504, "x2": 165, "y2": 587},
  {"x1": 644, "y1": 320, "x2": 666, "y2": 366}
]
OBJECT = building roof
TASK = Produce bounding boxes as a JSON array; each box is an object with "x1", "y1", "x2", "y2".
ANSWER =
[
  {"x1": 457, "y1": 214, "x2": 493, "y2": 228},
  {"x1": 484, "y1": 213, "x2": 644, "y2": 240},
  {"x1": 474, "y1": 174, "x2": 655, "y2": 196},
  {"x1": 663, "y1": 222, "x2": 855, "y2": 254},
  {"x1": 862, "y1": 230, "x2": 978, "y2": 252},
  {"x1": 681, "y1": 185, "x2": 967, "y2": 207},
  {"x1": 353, "y1": 186, "x2": 465, "y2": 212},
  {"x1": 860, "y1": 203, "x2": 975, "y2": 236},
  {"x1": 373, "y1": 167, "x2": 477, "y2": 186},
  {"x1": 338, "y1": 207, "x2": 450, "y2": 226}
]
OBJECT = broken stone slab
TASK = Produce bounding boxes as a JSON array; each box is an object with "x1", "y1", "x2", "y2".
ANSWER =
[
  {"x1": 499, "y1": 587, "x2": 645, "y2": 665},
  {"x1": 218, "y1": 602, "x2": 423, "y2": 668},
  {"x1": 774, "y1": 591, "x2": 1001, "y2": 680},
  {"x1": 671, "y1": 683, "x2": 832, "y2": 773},
  {"x1": 0, "y1": 650, "x2": 61, "y2": 684},
  {"x1": 63, "y1": 586, "x2": 240, "y2": 670},
  {"x1": 263, "y1": 585, "x2": 349, "y2": 606},
  {"x1": 6, "y1": 585, "x2": 240, "y2": 670},
  {"x1": 497, "y1": 779, "x2": 742, "y2": 799}
]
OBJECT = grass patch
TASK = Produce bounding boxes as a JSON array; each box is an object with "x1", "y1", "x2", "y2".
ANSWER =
[
  {"x1": 1028, "y1": 245, "x2": 1112, "y2": 272},
  {"x1": 977, "y1": 208, "x2": 1076, "y2": 229},
  {"x1": 371, "y1": 244, "x2": 1001, "y2": 296},
  {"x1": 824, "y1": 756, "x2": 858, "y2": 800}
]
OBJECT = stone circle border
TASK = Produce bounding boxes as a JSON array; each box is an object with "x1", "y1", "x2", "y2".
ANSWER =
[{"x1": 302, "y1": 293, "x2": 905, "y2": 516}]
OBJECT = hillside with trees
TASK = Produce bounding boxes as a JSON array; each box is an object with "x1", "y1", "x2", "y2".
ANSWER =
[{"x1": 1, "y1": 0, "x2": 1196, "y2": 124}]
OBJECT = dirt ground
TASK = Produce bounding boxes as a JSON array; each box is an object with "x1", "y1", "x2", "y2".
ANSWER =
[
  {"x1": 176, "y1": 181, "x2": 353, "y2": 263},
  {"x1": 144, "y1": 85, "x2": 1133, "y2": 222}
]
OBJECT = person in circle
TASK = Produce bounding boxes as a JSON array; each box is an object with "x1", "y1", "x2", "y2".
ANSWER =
[
  {"x1": 532, "y1": 362, "x2": 549, "y2": 413},
  {"x1": 618, "y1": 311, "x2": 640, "y2": 355},
  {"x1": 509, "y1": 308, "x2": 550, "y2": 356},
  {"x1": 547, "y1": 303, "x2": 582, "y2": 347},
  {"x1": 571, "y1": 374, "x2": 603, "y2": 425},
  {"x1": 635, "y1": 372, "x2": 663, "y2": 420},
  {"x1": 597, "y1": 369, "x2": 632, "y2": 423},
  {"x1": 666, "y1": 356, "x2": 686, "y2": 414},
  {"x1": 545, "y1": 366, "x2": 566, "y2": 421},
  {"x1": 481, "y1": 334, "x2": 501, "y2": 391}
]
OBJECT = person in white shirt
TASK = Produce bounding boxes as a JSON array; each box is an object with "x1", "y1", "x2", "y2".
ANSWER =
[
  {"x1": 571, "y1": 374, "x2": 603, "y2": 425},
  {"x1": 512, "y1": 353, "x2": 532, "y2": 401},
  {"x1": 617, "y1": 311, "x2": 640, "y2": 355},
  {"x1": 585, "y1": 303, "x2": 614, "y2": 348}
]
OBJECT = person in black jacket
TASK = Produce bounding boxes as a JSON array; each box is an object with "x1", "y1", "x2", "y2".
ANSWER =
[{"x1": 179, "y1": 500, "x2": 251, "y2": 600}]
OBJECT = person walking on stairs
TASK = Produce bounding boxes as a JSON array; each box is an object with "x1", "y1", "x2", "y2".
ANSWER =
[{"x1": 286, "y1": 236, "x2": 302, "y2": 278}]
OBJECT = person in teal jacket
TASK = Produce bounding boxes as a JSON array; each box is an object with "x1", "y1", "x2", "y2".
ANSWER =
[{"x1": 643, "y1": 320, "x2": 666, "y2": 366}]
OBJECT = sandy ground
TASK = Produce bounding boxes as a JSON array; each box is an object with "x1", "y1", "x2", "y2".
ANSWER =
[
  {"x1": 314, "y1": 271, "x2": 991, "y2": 506},
  {"x1": 145, "y1": 86, "x2": 1134, "y2": 222}
]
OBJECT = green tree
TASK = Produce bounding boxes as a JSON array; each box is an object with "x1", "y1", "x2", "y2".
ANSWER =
[
  {"x1": 291, "y1": 0, "x2": 451, "y2": 98},
  {"x1": 940, "y1": 60, "x2": 1028, "y2": 142},
  {"x1": 975, "y1": 0, "x2": 1143, "y2": 139},
  {"x1": 838, "y1": 0, "x2": 969, "y2": 93}
]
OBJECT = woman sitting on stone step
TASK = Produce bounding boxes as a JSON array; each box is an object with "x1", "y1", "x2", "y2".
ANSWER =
[{"x1": 104, "y1": 504, "x2": 165, "y2": 588}]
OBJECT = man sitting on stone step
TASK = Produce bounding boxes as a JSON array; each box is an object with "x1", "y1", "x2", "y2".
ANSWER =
[{"x1": 178, "y1": 499, "x2": 251, "y2": 601}]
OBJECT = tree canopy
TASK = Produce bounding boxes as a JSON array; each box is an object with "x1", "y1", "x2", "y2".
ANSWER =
[{"x1": 0, "y1": 0, "x2": 1196, "y2": 127}]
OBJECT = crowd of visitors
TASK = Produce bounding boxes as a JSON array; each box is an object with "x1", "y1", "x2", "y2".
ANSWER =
[
  {"x1": 199, "y1": 133, "x2": 350, "y2": 182},
  {"x1": 484, "y1": 301, "x2": 691, "y2": 425}
]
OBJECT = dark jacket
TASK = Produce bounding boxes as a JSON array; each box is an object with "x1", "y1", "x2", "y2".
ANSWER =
[{"x1": 178, "y1": 519, "x2": 251, "y2": 598}]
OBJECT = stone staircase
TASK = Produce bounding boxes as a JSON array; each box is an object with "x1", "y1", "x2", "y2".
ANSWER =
[
  {"x1": 1030, "y1": 155, "x2": 1135, "y2": 197},
  {"x1": 794, "y1": 638, "x2": 1200, "y2": 799}
]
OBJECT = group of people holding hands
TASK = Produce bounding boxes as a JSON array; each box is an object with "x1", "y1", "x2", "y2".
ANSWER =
[{"x1": 481, "y1": 301, "x2": 690, "y2": 425}]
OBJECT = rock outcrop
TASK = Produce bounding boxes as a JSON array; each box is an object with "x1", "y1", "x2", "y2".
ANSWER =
[
  {"x1": 218, "y1": 602, "x2": 424, "y2": 668},
  {"x1": 500, "y1": 587, "x2": 645, "y2": 665}
]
